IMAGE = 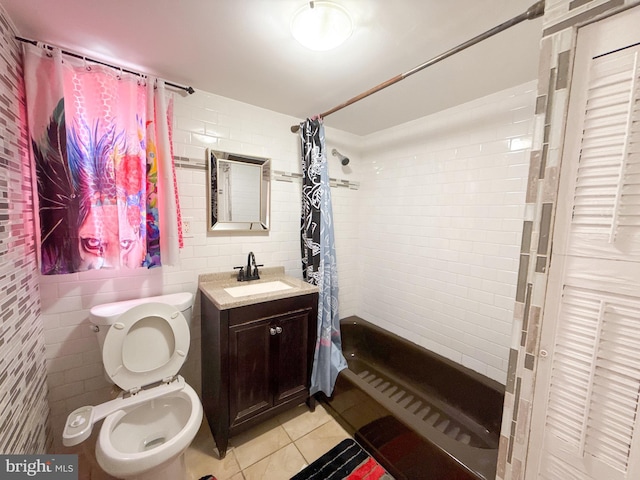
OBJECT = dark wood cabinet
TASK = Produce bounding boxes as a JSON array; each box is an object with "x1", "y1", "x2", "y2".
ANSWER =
[{"x1": 201, "y1": 292, "x2": 318, "y2": 458}]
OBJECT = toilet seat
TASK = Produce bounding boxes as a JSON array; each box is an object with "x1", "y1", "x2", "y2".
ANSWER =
[{"x1": 102, "y1": 302, "x2": 190, "y2": 392}]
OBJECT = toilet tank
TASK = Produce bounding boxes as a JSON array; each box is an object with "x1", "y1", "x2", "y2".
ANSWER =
[{"x1": 90, "y1": 292, "x2": 194, "y2": 350}]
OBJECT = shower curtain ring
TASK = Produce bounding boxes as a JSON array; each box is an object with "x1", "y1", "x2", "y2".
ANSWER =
[{"x1": 37, "y1": 41, "x2": 52, "y2": 57}]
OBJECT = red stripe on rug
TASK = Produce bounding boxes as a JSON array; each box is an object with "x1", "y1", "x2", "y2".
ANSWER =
[{"x1": 347, "y1": 457, "x2": 387, "y2": 480}]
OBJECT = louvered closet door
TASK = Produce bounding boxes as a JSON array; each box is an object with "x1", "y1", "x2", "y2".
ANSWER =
[{"x1": 527, "y1": 7, "x2": 640, "y2": 480}]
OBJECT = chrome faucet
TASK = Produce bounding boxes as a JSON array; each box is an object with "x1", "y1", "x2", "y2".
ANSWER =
[{"x1": 234, "y1": 251, "x2": 263, "y2": 281}]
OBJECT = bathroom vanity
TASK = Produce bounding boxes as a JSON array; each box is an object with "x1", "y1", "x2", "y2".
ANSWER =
[{"x1": 198, "y1": 268, "x2": 318, "y2": 458}]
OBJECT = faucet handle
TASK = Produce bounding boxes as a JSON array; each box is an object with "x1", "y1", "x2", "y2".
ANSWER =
[{"x1": 233, "y1": 266, "x2": 245, "y2": 281}]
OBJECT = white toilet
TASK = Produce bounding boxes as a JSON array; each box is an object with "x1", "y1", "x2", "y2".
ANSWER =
[{"x1": 62, "y1": 292, "x2": 203, "y2": 480}]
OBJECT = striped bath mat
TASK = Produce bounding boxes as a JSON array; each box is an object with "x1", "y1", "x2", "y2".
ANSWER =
[{"x1": 291, "y1": 438, "x2": 393, "y2": 480}]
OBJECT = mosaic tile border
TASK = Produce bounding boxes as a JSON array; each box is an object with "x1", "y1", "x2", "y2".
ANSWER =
[{"x1": 0, "y1": 4, "x2": 51, "y2": 454}]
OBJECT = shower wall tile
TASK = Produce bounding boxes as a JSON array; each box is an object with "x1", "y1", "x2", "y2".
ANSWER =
[
  {"x1": 496, "y1": 0, "x2": 639, "y2": 479},
  {"x1": 358, "y1": 82, "x2": 537, "y2": 384},
  {"x1": 0, "y1": 4, "x2": 51, "y2": 454}
]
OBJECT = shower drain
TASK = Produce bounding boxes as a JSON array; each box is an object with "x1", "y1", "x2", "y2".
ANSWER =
[{"x1": 355, "y1": 367, "x2": 493, "y2": 448}]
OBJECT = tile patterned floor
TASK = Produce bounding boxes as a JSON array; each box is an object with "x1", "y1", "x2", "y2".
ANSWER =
[{"x1": 186, "y1": 403, "x2": 352, "y2": 480}]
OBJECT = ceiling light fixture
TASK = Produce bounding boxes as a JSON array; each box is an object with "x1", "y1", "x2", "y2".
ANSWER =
[{"x1": 291, "y1": 1, "x2": 353, "y2": 51}]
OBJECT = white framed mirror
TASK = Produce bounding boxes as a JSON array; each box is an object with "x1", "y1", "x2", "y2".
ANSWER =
[{"x1": 207, "y1": 149, "x2": 270, "y2": 233}]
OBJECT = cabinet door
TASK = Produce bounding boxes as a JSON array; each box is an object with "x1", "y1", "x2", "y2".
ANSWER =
[
  {"x1": 272, "y1": 309, "x2": 312, "y2": 406},
  {"x1": 228, "y1": 319, "x2": 272, "y2": 427}
]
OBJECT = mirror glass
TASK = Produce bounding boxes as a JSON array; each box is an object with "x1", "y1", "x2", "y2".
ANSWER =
[{"x1": 207, "y1": 149, "x2": 270, "y2": 232}]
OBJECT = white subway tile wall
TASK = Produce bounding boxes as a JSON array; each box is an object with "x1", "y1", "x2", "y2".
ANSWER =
[
  {"x1": 0, "y1": 5, "x2": 51, "y2": 453},
  {"x1": 357, "y1": 82, "x2": 537, "y2": 384}
]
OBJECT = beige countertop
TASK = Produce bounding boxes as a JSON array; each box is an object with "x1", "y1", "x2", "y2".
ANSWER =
[{"x1": 198, "y1": 266, "x2": 318, "y2": 310}]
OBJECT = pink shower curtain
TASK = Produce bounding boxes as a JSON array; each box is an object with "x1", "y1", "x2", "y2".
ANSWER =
[{"x1": 23, "y1": 44, "x2": 182, "y2": 274}]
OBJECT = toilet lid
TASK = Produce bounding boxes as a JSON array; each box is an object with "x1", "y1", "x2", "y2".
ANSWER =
[{"x1": 102, "y1": 302, "x2": 190, "y2": 392}]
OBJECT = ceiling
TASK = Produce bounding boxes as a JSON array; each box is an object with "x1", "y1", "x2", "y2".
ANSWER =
[{"x1": 0, "y1": 0, "x2": 543, "y2": 136}]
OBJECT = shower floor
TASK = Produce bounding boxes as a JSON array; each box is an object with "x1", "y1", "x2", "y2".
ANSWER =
[{"x1": 347, "y1": 357, "x2": 498, "y2": 450}]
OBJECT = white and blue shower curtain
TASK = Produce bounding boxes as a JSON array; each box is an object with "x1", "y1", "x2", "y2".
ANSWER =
[{"x1": 300, "y1": 118, "x2": 347, "y2": 396}]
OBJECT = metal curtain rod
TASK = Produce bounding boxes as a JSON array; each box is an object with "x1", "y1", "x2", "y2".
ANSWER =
[
  {"x1": 15, "y1": 36, "x2": 195, "y2": 95},
  {"x1": 290, "y1": 0, "x2": 544, "y2": 133}
]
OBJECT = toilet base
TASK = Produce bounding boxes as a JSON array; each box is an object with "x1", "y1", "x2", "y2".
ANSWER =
[{"x1": 113, "y1": 452, "x2": 188, "y2": 480}]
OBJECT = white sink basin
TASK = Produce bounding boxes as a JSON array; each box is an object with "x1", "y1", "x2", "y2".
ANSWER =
[{"x1": 224, "y1": 280, "x2": 293, "y2": 298}]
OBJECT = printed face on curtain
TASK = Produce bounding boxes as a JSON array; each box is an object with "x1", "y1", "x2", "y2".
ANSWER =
[{"x1": 23, "y1": 45, "x2": 179, "y2": 274}]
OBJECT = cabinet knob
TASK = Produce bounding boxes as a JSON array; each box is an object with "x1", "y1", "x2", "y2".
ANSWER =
[{"x1": 269, "y1": 326, "x2": 283, "y2": 335}]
